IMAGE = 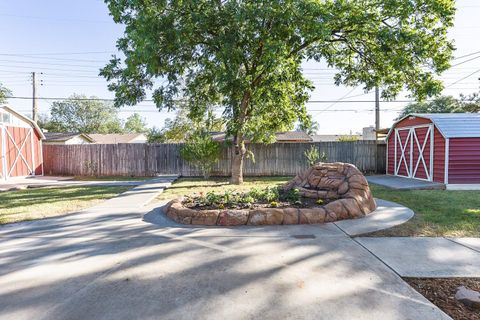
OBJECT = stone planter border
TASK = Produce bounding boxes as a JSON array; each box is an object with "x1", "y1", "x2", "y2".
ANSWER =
[{"x1": 164, "y1": 162, "x2": 377, "y2": 226}]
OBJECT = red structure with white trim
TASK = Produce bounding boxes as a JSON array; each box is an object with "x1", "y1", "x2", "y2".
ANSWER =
[
  {"x1": 0, "y1": 106, "x2": 44, "y2": 180},
  {"x1": 386, "y1": 113, "x2": 480, "y2": 188}
]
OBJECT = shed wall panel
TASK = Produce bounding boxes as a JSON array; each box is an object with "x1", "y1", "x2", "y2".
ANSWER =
[
  {"x1": 432, "y1": 128, "x2": 445, "y2": 183},
  {"x1": 448, "y1": 138, "x2": 480, "y2": 183}
]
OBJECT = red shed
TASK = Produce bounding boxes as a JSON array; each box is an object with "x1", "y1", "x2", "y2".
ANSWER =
[
  {"x1": 0, "y1": 106, "x2": 45, "y2": 180},
  {"x1": 386, "y1": 113, "x2": 480, "y2": 189}
]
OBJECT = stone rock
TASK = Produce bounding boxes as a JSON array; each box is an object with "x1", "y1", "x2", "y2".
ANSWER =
[
  {"x1": 283, "y1": 208, "x2": 299, "y2": 225},
  {"x1": 299, "y1": 208, "x2": 326, "y2": 224},
  {"x1": 191, "y1": 210, "x2": 219, "y2": 226},
  {"x1": 248, "y1": 208, "x2": 284, "y2": 225},
  {"x1": 174, "y1": 207, "x2": 195, "y2": 224},
  {"x1": 455, "y1": 286, "x2": 480, "y2": 310},
  {"x1": 324, "y1": 201, "x2": 349, "y2": 220},
  {"x1": 217, "y1": 210, "x2": 249, "y2": 226}
]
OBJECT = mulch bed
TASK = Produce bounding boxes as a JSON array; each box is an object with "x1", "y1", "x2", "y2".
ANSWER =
[{"x1": 404, "y1": 277, "x2": 480, "y2": 320}]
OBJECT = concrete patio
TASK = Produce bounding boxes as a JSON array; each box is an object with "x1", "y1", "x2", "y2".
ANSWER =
[
  {"x1": 0, "y1": 180, "x2": 455, "y2": 320},
  {"x1": 367, "y1": 175, "x2": 446, "y2": 190}
]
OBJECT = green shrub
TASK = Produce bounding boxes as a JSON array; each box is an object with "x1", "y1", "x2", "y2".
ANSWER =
[
  {"x1": 180, "y1": 131, "x2": 221, "y2": 179},
  {"x1": 304, "y1": 145, "x2": 327, "y2": 166}
]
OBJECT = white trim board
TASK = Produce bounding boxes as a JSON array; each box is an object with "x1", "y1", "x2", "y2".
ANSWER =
[{"x1": 447, "y1": 184, "x2": 480, "y2": 191}]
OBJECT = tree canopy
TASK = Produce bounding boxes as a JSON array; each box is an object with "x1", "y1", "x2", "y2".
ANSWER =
[
  {"x1": 102, "y1": 0, "x2": 455, "y2": 183},
  {"x1": 40, "y1": 94, "x2": 124, "y2": 133},
  {"x1": 124, "y1": 113, "x2": 148, "y2": 133},
  {"x1": 397, "y1": 94, "x2": 480, "y2": 119},
  {"x1": 0, "y1": 83, "x2": 11, "y2": 104}
]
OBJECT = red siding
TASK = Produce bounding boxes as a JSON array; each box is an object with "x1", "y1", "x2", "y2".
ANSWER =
[
  {"x1": 387, "y1": 133, "x2": 395, "y2": 175},
  {"x1": 448, "y1": 138, "x2": 480, "y2": 184},
  {"x1": 432, "y1": 128, "x2": 445, "y2": 183}
]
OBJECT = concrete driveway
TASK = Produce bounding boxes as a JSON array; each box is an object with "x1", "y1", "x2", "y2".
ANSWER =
[{"x1": 0, "y1": 182, "x2": 449, "y2": 320}]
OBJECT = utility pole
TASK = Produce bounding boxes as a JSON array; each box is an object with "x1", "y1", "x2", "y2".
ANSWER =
[
  {"x1": 375, "y1": 86, "x2": 380, "y2": 142},
  {"x1": 32, "y1": 72, "x2": 38, "y2": 122}
]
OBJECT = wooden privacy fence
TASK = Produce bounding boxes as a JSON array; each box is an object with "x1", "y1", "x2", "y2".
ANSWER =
[{"x1": 43, "y1": 141, "x2": 386, "y2": 177}]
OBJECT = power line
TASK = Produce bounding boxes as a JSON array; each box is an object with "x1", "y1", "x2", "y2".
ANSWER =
[{"x1": 445, "y1": 67, "x2": 480, "y2": 88}]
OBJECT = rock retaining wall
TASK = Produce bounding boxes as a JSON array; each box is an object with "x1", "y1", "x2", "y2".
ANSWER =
[{"x1": 164, "y1": 162, "x2": 376, "y2": 226}]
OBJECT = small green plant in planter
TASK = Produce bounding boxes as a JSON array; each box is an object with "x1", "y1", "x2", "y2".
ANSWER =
[
  {"x1": 304, "y1": 145, "x2": 327, "y2": 166},
  {"x1": 316, "y1": 199, "x2": 324, "y2": 205},
  {"x1": 270, "y1": 201, "x2": 279, "y2": 208}
]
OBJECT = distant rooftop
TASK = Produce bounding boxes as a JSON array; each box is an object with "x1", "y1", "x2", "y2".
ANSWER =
[
  {"x1": 89, "y1": 133, "x2": 147, "y2": 144},
  {"x1": 43, "y1": 132, "x2": 93, "y2": 143}
]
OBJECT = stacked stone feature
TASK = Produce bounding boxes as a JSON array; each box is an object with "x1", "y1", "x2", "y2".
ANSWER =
[{"x1": 165, "y1": 162, "x2": 376, "y2": 226}]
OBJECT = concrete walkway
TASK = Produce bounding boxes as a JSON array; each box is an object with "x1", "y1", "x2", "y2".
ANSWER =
[
  {"x1": 0, "y1": 183, "x2": 452, "y2": 320},
  {"x1": 367, "y1": 175, "x2": 445, "y2": 190},
  {"x1": 0, "y1": 175, "x2": 150, "y2": 191},
  {"x1": 356, "y1": 237, "x2": 480, "y2": 277}
]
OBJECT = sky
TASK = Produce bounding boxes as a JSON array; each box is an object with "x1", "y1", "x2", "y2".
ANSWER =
[{"x1": 1, "y1": 0, "x2": 480, "y2": 134}]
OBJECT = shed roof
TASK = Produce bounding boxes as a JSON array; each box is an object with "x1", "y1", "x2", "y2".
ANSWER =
[
  {"x1": 389, "y1": 113, "x2": 480, "y2": 139},
  {"x1": 0, "y1": 105, "x2": 45, "y2": 139}
]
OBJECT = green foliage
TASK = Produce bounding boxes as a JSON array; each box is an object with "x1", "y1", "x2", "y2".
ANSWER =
[
  {"x1": 0, "y1": 83, "x2": 11, "y2": 104},
  {"x1": 397, "y1": 94, "x2": 480, "y2": 119},
  {"x1": 102, "y1": 0, "x2": 455, "y2": 182},
  {"x1": 304, "y1": 145, "x2": 327, "y2": 166},
  {"x1": 337, "y1": 135, "x2": 359, "y2": 142},
  {"x1": 183, "y1": 186, "x2": 284, "y2": 209},
  {"x1": 147, "y1": 107, "x2": 224, "y2": 143},
  {"x1": 41, "y1": 94, "x2": 124, "y2": 133},
  {"x1": 124, "y1": 113, "x2": 148, "y2": 133},
  {"x1": 296, "y1": 116, "x2": 319, "y2": 135},
  {"x1": 180, "y1": 132, "x2": 221, "y2": 178}
]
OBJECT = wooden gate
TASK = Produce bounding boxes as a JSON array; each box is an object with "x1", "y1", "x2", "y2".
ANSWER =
[{"x1": 394, "y1": 124, "x2": 434, "y2": 181}]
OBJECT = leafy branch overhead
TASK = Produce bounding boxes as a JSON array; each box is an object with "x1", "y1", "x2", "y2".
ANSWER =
[{"x1": 102, "y1": 0, "x2": 455, "y2": 183}]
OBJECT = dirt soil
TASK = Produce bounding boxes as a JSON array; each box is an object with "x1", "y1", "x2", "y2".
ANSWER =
[
  {"x1": 183, "y1": 197, "x2": 328, "y2": 210},
  {"x1": 404, "y1": 277, "x2": 480, "y2": 320}
]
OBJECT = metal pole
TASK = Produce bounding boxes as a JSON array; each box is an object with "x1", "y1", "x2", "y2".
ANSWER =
[{"x1": 32, "y1": 72, "x2": 38, "y2": 122}]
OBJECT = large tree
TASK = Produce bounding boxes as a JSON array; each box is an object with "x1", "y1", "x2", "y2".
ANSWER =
[
  {"x1": 44, "y1": 94, "x2": 124, "y2": 133},
  {"x1": 102, "y1": 0, "x2": 455, "y2": 184},
  {"x1": 124, "y1": 113, "x2": 148, "y2": 133}
]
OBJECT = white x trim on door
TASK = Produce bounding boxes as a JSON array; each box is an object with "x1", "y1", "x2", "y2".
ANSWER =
[
  {"x1": 5, "y1": 128, "x2": 33, "y2": 177},
  {"x1": 394, "y1": 124, "x2": 434, "y2": 181}
]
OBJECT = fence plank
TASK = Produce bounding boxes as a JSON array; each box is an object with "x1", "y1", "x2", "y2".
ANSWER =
[{"x1": 43, "y1": 141, "x2": 386, "y2": 177}]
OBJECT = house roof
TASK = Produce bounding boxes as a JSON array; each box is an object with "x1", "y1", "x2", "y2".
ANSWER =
[
  {"x1": 275, "y1": 131, "x2": 312, "y2": 142},
  {"x1": 311, "y1": 134, "x2": 362, "y2": 142},
  {"x1": 89, "y1": 133, "x2": 147, "y2": 144},
  {"x1": 211, "y1": 131, "x2": 312, "y2": 143},
  {"x1": 388, "y1": 113, "x2": 480, "y2": 139},
  {"x1": 0, "y1": 105, "x2": 45, "y2": 139},
  {"x1": 43, "y1": 132, "x2": 94, "y2": 143}
]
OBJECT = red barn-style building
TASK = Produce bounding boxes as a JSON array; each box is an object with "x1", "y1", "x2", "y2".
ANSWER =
[
  {"x1": 386, "y1": 113, "x2": 480, "y2": 189},
  {"x1": 0, "y1": 106, "x2": 44, "y2": 179}
]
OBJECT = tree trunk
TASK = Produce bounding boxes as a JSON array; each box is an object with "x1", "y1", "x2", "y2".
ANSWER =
[
  {"x1": 231, "y1": 91, "x2": 250, "y2": 184},
  {"x1": 231, "y1": 136, "x2": 246, "y2": 184}
]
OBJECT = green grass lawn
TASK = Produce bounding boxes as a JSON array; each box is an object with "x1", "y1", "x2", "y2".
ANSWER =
[
  {"x1": 367, "y1": 185, "x2": 480, "y2": 237},
  {"x1": 0, "y1": 186, "x2": 130, "y2": 224},
  {"x1": 157, "y1": 176, "x2": 292, "y2": 201}
]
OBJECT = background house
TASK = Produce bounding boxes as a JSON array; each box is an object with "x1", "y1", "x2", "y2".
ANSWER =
[
  {"x1": 43, "y1": 132, "x2": 94, "y2": 145},
  {"x1": 89, "y1": 133, "x2": 148, "y2": 144},
  {"x1": 211, "y1": 131, "x2": 312, "y2": 143}
]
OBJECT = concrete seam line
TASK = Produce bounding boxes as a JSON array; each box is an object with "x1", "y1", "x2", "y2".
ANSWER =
[
  {"x1": 334, "y1": 222, "x2": 405, "y2": 279},
  {"x1": 444, "y1": 237, "x2": 480, "y2": 254}
]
